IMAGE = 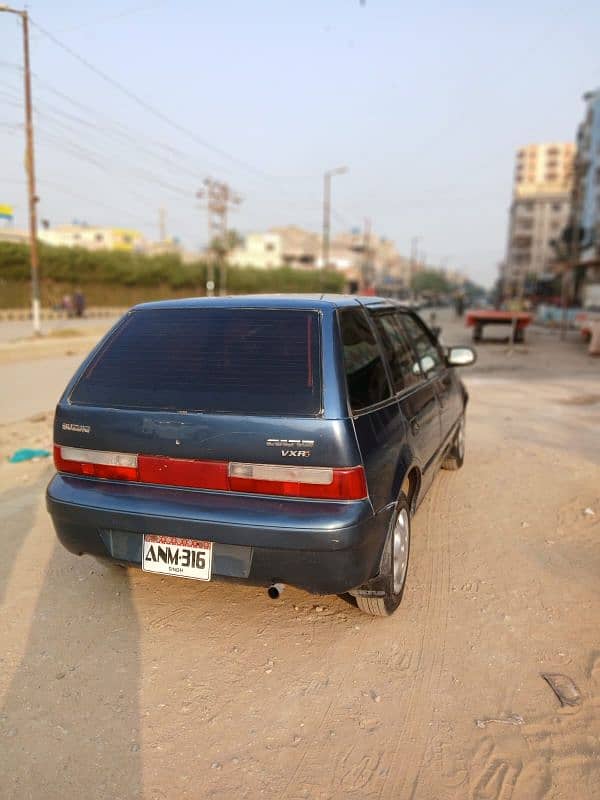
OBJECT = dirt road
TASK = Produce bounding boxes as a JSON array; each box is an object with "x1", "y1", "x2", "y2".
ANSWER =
[{"x1": 0, "y1": 312, "x2": 599, "y2": 799}]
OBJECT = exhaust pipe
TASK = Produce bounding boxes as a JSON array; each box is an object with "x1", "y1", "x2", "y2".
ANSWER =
[{"x1": 267, "y1": 583, "x2": 285, "y2": 599}]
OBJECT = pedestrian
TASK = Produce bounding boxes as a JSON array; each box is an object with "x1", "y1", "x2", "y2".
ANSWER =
[
  {"x1": 454, "y1": 292, "x2": 464, "y2": 318},
  {"x1": 73, "y1": 289, "x2": 86, "y2": 318}
]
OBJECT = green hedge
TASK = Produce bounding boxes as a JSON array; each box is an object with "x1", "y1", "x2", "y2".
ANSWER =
[{"x1": 0, "y1": 241, "x2": 345, "y2": 305}]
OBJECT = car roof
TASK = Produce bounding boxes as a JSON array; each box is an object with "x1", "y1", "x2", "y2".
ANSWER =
[{"x1": 132, "y1": 294, "x2": 411, "y2": 312}]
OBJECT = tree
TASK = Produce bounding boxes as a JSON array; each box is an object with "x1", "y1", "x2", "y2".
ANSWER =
[
  {"x1": 209, "y1": 229, "x2": 242, "y2": 259},
  {"x1": 410, "y1": 269, "x2": 450, "y2": 294}
]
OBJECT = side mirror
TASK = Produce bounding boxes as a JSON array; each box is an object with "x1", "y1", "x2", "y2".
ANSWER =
[{"x1": 446, "y1": 346, "x2": 476, "y2": 367}]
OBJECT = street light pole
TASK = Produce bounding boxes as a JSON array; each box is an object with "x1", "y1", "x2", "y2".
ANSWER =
[
  {"x1": 1, "y1": 6, "x2": 41, "y2": 334},
  {"x1": 321, "y1": 166, "x2": 347, "y2": 270}
]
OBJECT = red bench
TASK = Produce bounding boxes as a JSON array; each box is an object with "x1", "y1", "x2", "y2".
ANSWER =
[{"x1": 465, "y1": 310, "x2": 533, "y2": 343}]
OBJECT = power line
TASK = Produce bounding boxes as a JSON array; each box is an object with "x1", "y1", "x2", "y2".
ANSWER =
[
  {"x1": 56, "y1": 2, "x2": 165, "y2": 34},
  {"x1": 30, "y1": 18, "x2": 281, "y2": 182},
  {"x1": 2, "y1": 58, "x2": 324, "y2": 227}
]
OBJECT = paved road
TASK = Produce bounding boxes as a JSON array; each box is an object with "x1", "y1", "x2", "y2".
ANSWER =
[{"x1": 0, "y1": 354, "x2": 85, "y2": 424}]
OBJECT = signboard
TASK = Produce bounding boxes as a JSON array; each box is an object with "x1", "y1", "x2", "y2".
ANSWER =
[{"x1": 0, "y1": 204, "x2": 14, "y2": 221}]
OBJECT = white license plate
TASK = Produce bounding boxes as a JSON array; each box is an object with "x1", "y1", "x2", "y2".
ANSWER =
[{"x1": 142, "y1": 535, "x2": 212, "y2": 581}]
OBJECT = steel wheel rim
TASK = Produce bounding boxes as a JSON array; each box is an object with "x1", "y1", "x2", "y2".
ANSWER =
[
  {"x1": 393, "y1": 508, "x2": 409, "y2": 594},
  {"x1": 457, "y1": 418, "x2": 465, "y2": 460}
]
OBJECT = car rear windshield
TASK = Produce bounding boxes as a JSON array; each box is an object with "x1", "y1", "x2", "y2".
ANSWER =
[{"x1": 70, "y1": 308, "x2": 322, "y2": 416}]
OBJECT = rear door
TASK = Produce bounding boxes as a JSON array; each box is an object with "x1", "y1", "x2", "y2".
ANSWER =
[
  {"x1": 398, "y1": 311, "x2": 461, "y2": 443},
  {"x1": 371, "y1": 310, "x2": 441, "y2": 475},
  {"x1": 337, "y1": 306, "x2": 401, "y2": 512}
]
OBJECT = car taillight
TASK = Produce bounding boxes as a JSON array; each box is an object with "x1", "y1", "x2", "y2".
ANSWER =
[
  {"x1": 54, "y1": 445, "x2": 139, "y2": 481},
  {"x1": 228, "y1": 462, "x2": 367, "y2": 499},
  {"x1": 54, "y1": 446, "x2": 367, "y2": 500}
]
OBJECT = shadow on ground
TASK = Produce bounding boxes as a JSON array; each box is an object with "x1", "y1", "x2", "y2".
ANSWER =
[{"x1": 0, "y1": 482, "x2": 142, "y2": 800}]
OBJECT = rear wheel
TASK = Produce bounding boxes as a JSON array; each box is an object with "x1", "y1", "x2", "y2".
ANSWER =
[
  {"x1": 355, "y1": 495, "x2": 411, "y2": 617},
  {"x1": 442, "y1": 414, "x2": 465, "y2": 470}
]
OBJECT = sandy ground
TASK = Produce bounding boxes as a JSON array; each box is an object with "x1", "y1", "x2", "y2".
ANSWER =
[{"x1": 0, "y1": 310, "x2": 599, "y2": 800}]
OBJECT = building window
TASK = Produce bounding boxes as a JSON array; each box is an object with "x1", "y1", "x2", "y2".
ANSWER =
[
  {"x1": 73, "y1": 233, "x2": 81, "y2": 241},
  {"x1": 95, "y1": 233, "x2": 104, "y2": 242},
  {"x1": 547, "y1": 147, "x2": 559, "y2": 157},
  {"x1": 265, "y1": 242, "x2": 275, "y2": 252},
  {"x1": 545, "y1": 172, "x2": 558, "y2": 181},
  {"x1": 551, "y1": 202, "x2": 563, "y2": 212}
]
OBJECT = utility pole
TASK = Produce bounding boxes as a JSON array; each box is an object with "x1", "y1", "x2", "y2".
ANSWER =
[
  {"x1": 321, "y1": 166, "x2": 348, "y2": 271},
  {"x1": 1, "y1": 6, "x2": 41, "y2": 334},
  {"x1": 196, "y1": 178, "x2": 241, "y2": 297}
]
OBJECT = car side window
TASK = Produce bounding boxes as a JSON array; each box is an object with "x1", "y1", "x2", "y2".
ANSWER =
[
  {"x1": 372, "y1": 312, "x2": 424, "y2": 393},
  {"x1": 339, "y1": 307, "x2": 392, "y2": 412},
  {"x1": 398, "y1": 312, "x2": 444, "y2": 379}
]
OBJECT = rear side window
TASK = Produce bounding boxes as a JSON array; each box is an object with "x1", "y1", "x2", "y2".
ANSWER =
[
  {"x1": 339, "y1": 307, "x2": 391, "y2": 412},
  {"x1": 70, "y1": 308, "x2": 322, "y2": 416},
  {"x1": 372, "y1": 312, "x2": 423, "y2": 393},
  {"x1": 399, "y1": 313, "x2": 444, "y2": 378}
]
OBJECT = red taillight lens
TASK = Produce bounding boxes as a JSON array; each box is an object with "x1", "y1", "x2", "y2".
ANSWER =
[
  {"x1": 54, "y1": 445, "x2": 139, "y2": 482},
  {"x1": 228, "y1": 462, "x2": 367, "y2": 500},
  {"x1": 54, "y1": 446, "x2": 368, "y2": 500},
  {"x1": 138, "y1": 455, "x2": 228, "y2": 491}
]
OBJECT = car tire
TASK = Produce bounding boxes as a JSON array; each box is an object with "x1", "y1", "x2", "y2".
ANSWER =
[
  {"x1": 442, "y1": 414, "x2": 465, "y2": 470},
  {"x1": 355, "y1": 495, "x2": 411, "y2": 617}
]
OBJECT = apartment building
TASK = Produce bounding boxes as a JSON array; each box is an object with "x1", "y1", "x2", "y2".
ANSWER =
[
  {"x1": 575, "y1": 89, "x2": 600, "y2": 271},
  {"x1": 502, "y1": 143, "x2": 574, "y2": 294}
]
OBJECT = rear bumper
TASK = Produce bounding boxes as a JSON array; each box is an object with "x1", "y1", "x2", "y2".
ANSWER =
[{"x1": 46, "y1": 474, "x2": 392, "y2": 595}]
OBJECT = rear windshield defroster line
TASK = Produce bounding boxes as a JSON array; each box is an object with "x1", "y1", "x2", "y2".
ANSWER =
[{"x1": 70, "y1": 307, "x2": 323, "y2": 416}]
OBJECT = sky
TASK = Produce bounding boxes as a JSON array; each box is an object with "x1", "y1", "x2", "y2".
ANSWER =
[{"x1": 1, "y1": 1, "x2": 599, "y2": 287}]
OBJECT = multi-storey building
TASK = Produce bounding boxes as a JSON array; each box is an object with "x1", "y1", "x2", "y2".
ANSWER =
[
  {"x1": 574, "y1": 89, "x2": 600, "y2": 281},
  {"x1": 502, "y1": 143, "x2": 574, "y2": 295}
]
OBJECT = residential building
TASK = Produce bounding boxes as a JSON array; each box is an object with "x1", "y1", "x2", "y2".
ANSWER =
[
  {"x1": 38, "y1": 224, "x2": 145, "y2": 252},
  {"x1": 0, "y1": 227, "x2": 29, "y2": 245},
  {"x1": 574, "y1": 88, "x2": 600, "y2": 283},
  {"x1": 502, "y1": 143, "x2": 574, "y2": 295},
  {"x1": 228, "y1": 232, "x2": 283, "y2": 269},
  {"x1": 270, "y1": 226, "x2": 321, "y2": 269}
]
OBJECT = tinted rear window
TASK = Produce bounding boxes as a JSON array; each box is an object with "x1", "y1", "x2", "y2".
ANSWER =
[{"x1": 71, "y1": 308, "x2": 322, "y2": 415}]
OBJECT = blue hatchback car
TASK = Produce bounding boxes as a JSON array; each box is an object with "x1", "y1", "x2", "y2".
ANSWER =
[{"x1": 47, "y1": 295, "x2": 475, "y2": 616}]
